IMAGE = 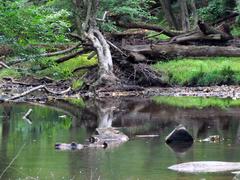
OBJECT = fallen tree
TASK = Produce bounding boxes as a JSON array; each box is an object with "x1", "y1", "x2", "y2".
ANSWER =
[{"x1": 123, "y1": 44, "x2": 240, "y2": 59}]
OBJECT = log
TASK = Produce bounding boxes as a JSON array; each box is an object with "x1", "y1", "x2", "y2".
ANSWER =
[
  {"x1": 116, "y1": 21, "x2": 183, "y2": 37},
  {"x1": 123, "y1": 44, "x2": 240, "y2": 59}
]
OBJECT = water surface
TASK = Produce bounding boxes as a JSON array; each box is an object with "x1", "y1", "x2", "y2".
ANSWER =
[{"x1": 0, "y1": 97, "x2": 240, "y2": 179}]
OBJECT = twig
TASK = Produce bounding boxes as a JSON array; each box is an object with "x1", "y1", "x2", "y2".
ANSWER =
[
  {"x1": 0, "y1": 61, "x2": 11, "y2": 69},
  {"x1": 107, "y1": 40, "x2": 127, "y2": 56},
  {"x1": 96, "y1": 11, "x2": 108, "y2": 22},
  {"x1": 6, "y1": 85, "x2": 45, "y2": 101},
  {"x1": 136, "y1": 135, "x2": 159, "y2": 138},
  {"x1": 44, "y1": 86, "x2": 71, "y2": 95},
  {"x1": 40, "y1": 43, "x2": 81, "y2": 57},
  {"x1": 22, "y1": 109, "x2": 33, "y2": 124},
  {"x1": 0, "y1": 143, "x2": 26, "y2": 179}
]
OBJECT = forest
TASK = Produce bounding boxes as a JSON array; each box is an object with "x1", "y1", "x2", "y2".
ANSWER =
[
  {"x1": 1, "y1": 0, "x2": 240, "y2": 99},
  {"x1": 3, "y1": 1, "x2": 240, "y2": 179}
]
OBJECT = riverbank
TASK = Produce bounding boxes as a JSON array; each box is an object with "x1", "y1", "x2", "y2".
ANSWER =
[{"x1": 1, "y1": 77, "x2": 240, "y2": 102}]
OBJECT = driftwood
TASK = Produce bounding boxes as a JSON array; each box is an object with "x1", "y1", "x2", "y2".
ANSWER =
[{"x1": 4, "y1": 85, "x2": 71, "y2": 102}]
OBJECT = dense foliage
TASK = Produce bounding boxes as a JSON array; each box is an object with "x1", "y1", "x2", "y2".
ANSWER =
[{"x1": 0, "y1": 0, "x2": 71, "y2": 46}]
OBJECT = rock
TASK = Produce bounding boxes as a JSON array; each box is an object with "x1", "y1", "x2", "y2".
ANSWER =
[{"x1": 165, "y1": 124, "x2": 193, "y2": 144}]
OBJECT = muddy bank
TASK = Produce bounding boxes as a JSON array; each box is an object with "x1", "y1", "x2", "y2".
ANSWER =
[{"x1": 1, "y1": 77, "x2": 240, "y2": 101}]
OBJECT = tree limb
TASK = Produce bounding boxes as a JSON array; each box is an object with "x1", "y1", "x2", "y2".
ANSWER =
[
  {"x1": 40, "y1": 43, "x2": 81, "y2": 57},
  {"x1": 116, "y1": 21, "x2": 183, "y2": 37}
]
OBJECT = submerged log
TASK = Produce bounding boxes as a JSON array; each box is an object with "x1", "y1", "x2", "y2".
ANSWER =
[
  {"x1": 168, "y1": 161, "x2": 240, "y2": 173},
  {"x1": 124, "y1": 44, "x2": 240, "y2": 59}
]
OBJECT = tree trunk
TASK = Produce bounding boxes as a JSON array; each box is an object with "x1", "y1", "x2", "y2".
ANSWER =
[
  {"x1": 124, "y1": 44, "x2": 240, "y2": 59},
  {"x1": 159, "y1": 0, "x2": 180, "y2": 30},
  {"x1": 189, "y1": 0, "x2": 198, "y2": 28},
  {"x1": 179, "y1": 0, "x2": 190, "y2": 32},
  {"x1": 73, "y1": 0, "x2": 118, "y2": 87},
  {"x1": 85, "y1": 29, "x2": 118, "y2": 86}
]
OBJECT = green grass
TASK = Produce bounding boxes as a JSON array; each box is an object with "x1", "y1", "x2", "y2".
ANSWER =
[
  {"x1": 152, "y1": 96, "x2": 240, "y2": 109},
  {"x1": 0, "y1": 69, "x2": 21, "y2": 80},
  {"x1": 153, "y1": 57, "x2": 240, "y2": 86}
]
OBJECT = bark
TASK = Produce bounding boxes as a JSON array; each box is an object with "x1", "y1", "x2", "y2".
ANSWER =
[
  {"x1": 159, "y1": 0, "x2": 180, "y2": 30},
  {"x1": 123, "y1": 44, "x2": 240, "y2": 59}
]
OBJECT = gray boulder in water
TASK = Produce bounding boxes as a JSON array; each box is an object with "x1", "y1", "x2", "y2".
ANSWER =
[
  {"x1": 165, "y1": 124, "x2": 193, "y2": 144},
  {"x1": 168, "y1": 161, "x2": 240, "y2": 173}
]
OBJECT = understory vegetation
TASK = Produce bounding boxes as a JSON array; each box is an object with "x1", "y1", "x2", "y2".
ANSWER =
[{"x1": 1, "y1": 0, "x2": 240, "y2": 88}]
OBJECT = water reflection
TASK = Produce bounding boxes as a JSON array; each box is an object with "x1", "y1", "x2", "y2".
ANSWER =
[{"x1": 0, "y1": 97, "x2": 240, "y2": 179}]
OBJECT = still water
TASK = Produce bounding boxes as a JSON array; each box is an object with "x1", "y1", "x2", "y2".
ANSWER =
[{"x1": 0, "y1": 97, "x2": 240, "y2": 179}]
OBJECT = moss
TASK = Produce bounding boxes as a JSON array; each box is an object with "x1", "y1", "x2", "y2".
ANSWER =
[
  {"x1": 65, "y1": 98, "x2": 85, "y2": 108},
  {"x1": 153, "y1": 57, "x2": 240, "y2": 86},
  {"x1": 152, "y1": 96, "x2": 240, "y2": 109},
  {"x1": 37, "y1": 54, "x2": 98, "y2": 80},
  {"x1": 71, "y1": 79, "x2": 84, "y2": 90},
  {"x1": 146, "y1": 31, "x2": 170, "y2": 41}
]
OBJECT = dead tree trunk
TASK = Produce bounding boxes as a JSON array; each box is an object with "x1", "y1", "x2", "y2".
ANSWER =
[
  {"x1": 85, "y1": 29, "x2": 118, "y2": 86},
  {"x1": 74, "y1": 0, "x2": 119, "y2": 87}
]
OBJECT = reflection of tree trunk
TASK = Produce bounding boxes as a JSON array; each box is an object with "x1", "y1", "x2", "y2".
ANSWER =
[
  {"x1": 159, "y1": 0, "x2": 179, "y2": 30},
  {"x1": 2, "y1": 105, "x2": 11, "y2": 138},
  {"x1": 95, "y1": 99, "x2": 117, "y2": 128}
]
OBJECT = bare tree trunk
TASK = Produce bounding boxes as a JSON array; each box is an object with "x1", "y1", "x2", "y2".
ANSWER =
[
  {"x1": 73, "y1": 0, "x2": 118, "y2": 87},
  {"x1": 179, "y1": 0, "x2": 190, "y2": 32},
  {"x1": 159, "y1": 0, "x2": 180, "y2": 30},
  {"x1": 86, "y1": 29, "x2": 118, "y2": 86}
]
